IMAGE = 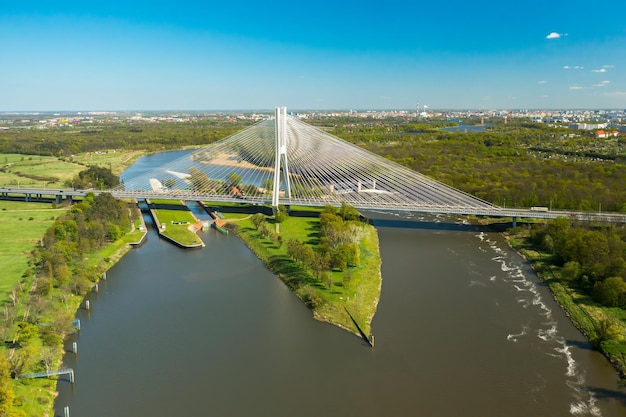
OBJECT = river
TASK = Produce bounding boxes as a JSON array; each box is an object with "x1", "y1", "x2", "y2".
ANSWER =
[{"x1": 54, "y1": 152, "x2": 626, "y2": 417}]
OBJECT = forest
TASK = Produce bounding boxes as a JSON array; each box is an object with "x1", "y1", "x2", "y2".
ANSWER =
[
  {"x1": 0, "y1": 118, "x2": 253, "y2": 155},
  {"x1": 307, "y1": 117, "x2": 626, "y2": 211}
]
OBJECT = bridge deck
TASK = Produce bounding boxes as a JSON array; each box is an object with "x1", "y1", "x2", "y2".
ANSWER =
[{"x1": 2, "y1": 187, "x2": 626, "y2": 223}]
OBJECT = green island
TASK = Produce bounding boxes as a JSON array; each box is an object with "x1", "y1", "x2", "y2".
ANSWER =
[
  {"x1": 147, "y1": 199, "x2": 205, "y2": 248},
  {"x1": 216, "y1": 204, "x2": 381, "y2": 338},
  {"x1": 1, "y1": 113, "x2": 626, "y2": 416}
]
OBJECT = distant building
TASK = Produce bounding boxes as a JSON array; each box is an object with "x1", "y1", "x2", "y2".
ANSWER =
[
  {"x1": 595, "y1": 130, "x2": 619, "y2": 138},
  {"x1": 569, "y1": 122, "x2": 608, "y2": 130}
]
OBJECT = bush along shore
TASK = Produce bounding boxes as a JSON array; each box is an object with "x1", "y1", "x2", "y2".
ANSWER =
[
  {"x1": 503, "y1": 218, "x2": 626, "y2": 380},
  {"x1": 223, "y1": 203, "x2": 382, "y2": 341},
  {"x1": 0, "y1": 193, "x2": 145, "y2": 416}
]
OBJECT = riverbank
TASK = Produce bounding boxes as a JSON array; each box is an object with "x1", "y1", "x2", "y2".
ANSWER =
[
  {"x1": 504, "y1": 228, "x2": 626, "y2": 380},
  {"x1": 1, "y1": 199, "x2": 147, "y2": 416},
  {"x1": 222, "y1": 209, "x2": 381, "y2": 339}
]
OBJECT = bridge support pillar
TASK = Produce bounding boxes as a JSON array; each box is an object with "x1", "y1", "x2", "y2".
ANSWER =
[
  {"x1": 56, "y1": 194, "x2": 62, "y2": 204},
  {"x1": 512, "y1": 216, "x2": 517, "y2": 228},
  {"x1": 272, "y1": 106, "x2": 291, "y2": 215}
]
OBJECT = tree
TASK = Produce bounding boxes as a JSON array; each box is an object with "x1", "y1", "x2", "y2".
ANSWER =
[
  {"x1": 340, "y1": 201, "x2": 360, "y2": 221},
  {"x1": 286, "y1": 239, "x2": 302, "y2": 262},
  {"x1": 561, "y1": 261, "x2": 581, "y2": 282},
  {"x1": 594, "y1": 318, "x2": 623, "y2": 346},
  {"x1": 189, "y1": 167, "x2": 213, "y2": 193},
  {"x1": 106, "y1": 222, "x2": 123, "y2": 241},
  {"x1": 251, "y1": 213, "x2": 265, "y2": 230},
  {"x1": 67, "y1": 165, "x2": 120, "y2": 189},
  {"x1": 310, "y1": 252, "x2": 330, "y2": 279},
  {"x1": 54, "y1": 261, "x2": 72, "y2": 287},
  {"x1": 300, "y1": 245, "x2": 315, "y2": 267},
  {"x1": 0, "y1": 354, "x2": 19, "y2": 417},
  {"x1": 346, "y1": 242, "x2": 360, "y2": 267},
  {"x1": 164, "y1": 178, "x2": 177, "y2": 189},
  {"x1": 15, "y1": 322, "x2": 38, "y2": 347},
  {"x1": 330, "y1": 245, "x2": 349, "y2": 271},
  {"x1": 40, "y1": 346, "x2": 58, "y2": 373},
  {"x1": 593, "y1": 276, "x2": 626, "y2": 307},
  {"x1": 227, "y1": 172, "x2": 242, "y2": 187},
  {"x1": 274, "y1": 205, "x2": 288, "y2": 223},
  {"x1": 9, "y1": 342, "x2": 37, "y2": 378}
]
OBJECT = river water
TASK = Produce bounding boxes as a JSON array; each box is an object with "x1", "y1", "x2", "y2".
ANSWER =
[{"x1": 54, "y1": 152, "x2": 626, "y2": 417}]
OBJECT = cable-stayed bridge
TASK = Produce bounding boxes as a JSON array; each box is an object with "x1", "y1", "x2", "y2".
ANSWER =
[{"x1": 2, "y1": 107, "x2": 626, "y2": 224}]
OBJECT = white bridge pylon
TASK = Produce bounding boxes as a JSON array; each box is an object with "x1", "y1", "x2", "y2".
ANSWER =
[
  {"x1": 272, "y1": 107, "x2": 291, "y2": 209},
  {"x1": 114, "y1": 106, "x2": 498, "y2": 213}
]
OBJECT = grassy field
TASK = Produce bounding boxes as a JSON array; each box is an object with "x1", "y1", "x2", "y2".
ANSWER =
[
  {"x1": 224, "y1": 210, "x2": 381, "y2": 337},
  {"x1": 0, "y1": 150, "x2": 147, "y2": 190},
  {"x1": 69, "y1": 149, "x2": 146, "y2": 175},
  {"x1": 0, "y1": 201, "x2": 67, "y2": 301},
  {"x1": 0, "y1": 153, "x2": 85, "y2": 188}
]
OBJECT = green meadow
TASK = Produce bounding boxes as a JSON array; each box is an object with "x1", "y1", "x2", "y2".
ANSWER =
[
  {"x1": 0, "y1": 201, "x2": 66, "y2": 301},
  {"x1": 69, "y1": 149, "x2": 146, "y2": 175},
  {"x1": 0, "y1": 153, "x2": 84, "y2": 188}
]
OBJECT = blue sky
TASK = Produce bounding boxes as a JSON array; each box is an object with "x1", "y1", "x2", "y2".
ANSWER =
[{"x1": 1, "y1": 1, "x2": 625, "y2": 111}]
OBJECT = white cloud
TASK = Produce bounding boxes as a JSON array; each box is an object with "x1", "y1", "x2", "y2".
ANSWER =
[
  {"x1": 563, "y1": 65, "x2": 584, "y2": 70},
  {"x1": 604, "y1": 91, "x2": 626, "y2": 97},
  {"x1": 592, "y1": 68, "x2": 607, "y2": 73},
  {"x1": 593, "y1": 81, "x2": 610, "y2": 87},
  {"x1": 546, "y1": 32, "x2": 563, "y2": 39},
  {"x1": 569, "y1": 85, "x2": 585, "y2": 90},
  {"x1": 603, "y1": 65, "x2": 615, "y2": 69},
  {"x1": 538, "y1": 80, "x2": 548, "y2": 84}
]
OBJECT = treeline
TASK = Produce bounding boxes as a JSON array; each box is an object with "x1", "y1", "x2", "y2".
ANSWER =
[
  {"x1": 1, "y1": 193, "x2": 136, "y2": 390},
  {"x1": 37, "y1": 193, "x2": 133, "y2": 297},
  {"x1": 0, "y1": 119, "x2": 254, "y2": 156},
  {"x1": 530, "y1": 218, "x2": 626, "y2": 308},
  {"x1": 522, "y1": 217, "x2": 626, "y2": 366},
  {"x1": 65, "y1": 165, "x2": 121, "y2": 189}
]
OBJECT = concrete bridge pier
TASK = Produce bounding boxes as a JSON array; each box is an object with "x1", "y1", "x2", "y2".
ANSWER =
[{"x1": 512, "y1": 216, "x2": 517, "y2": 228}]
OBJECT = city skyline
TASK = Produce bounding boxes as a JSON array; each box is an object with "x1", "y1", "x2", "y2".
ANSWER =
[{"x1": 1, "y1": 1, "x2": 625, "y2": 111}]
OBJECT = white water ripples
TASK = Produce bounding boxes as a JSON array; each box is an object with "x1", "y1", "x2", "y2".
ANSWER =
[
  {"x1": 476, "y1": 232, "x2": 601, "y2": 416},
  {"x1": 507, "y1": 324, "x2": 529, "y2": 342}
]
